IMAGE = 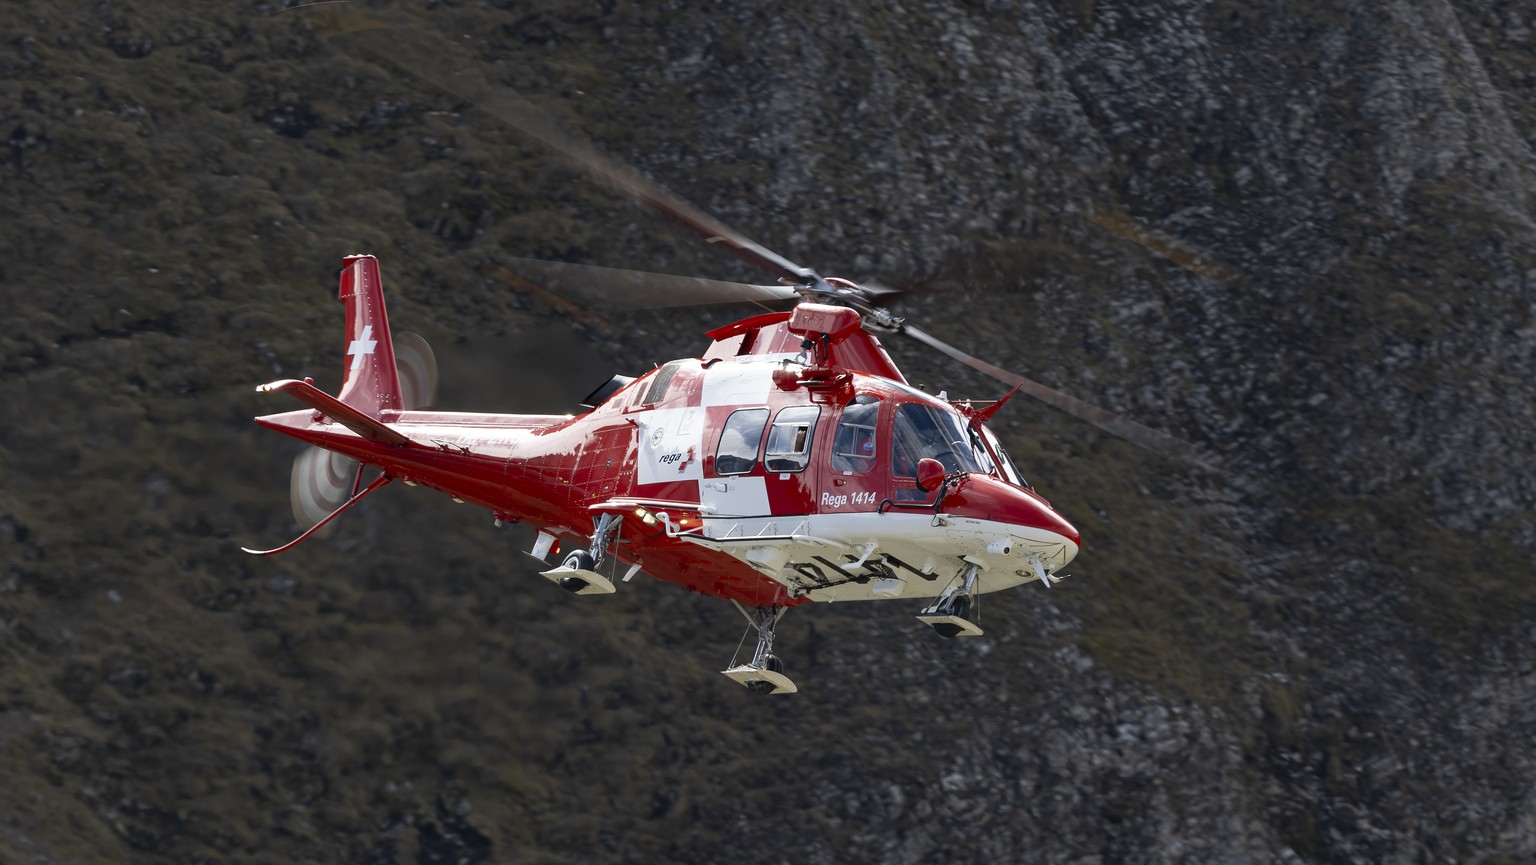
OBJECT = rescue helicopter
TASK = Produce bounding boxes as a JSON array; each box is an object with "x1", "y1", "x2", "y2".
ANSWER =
[{"x1": 244, "y1": 18, "x2": 1209, "y2": 695}]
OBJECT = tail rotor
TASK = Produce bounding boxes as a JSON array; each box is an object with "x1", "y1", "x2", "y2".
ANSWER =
[
  {"x1": 288, "y1": 330, "x2": 439, "y2": 531},
  {"x1": 392, "y1": 330, "x2": 439, "y2": 416},
  {"x1": 290, "y1": 447, "x2": 361, "y2": 530}
]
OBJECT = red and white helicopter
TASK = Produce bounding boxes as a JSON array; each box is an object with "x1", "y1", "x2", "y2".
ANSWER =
[{"x1": 245, "y1": 22, "x2": 1205, "y2": 694}]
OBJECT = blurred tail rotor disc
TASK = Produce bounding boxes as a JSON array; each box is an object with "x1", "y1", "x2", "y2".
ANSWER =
[
  {"x1": 394, "y1": 330, "x2": 439, "y2": 411},
  {"x1": 290, "y1": 446, "x2": 358, "y2": 532},
  {"x1": 288, "y1": 332, "x2": 438, "y2": 533}
]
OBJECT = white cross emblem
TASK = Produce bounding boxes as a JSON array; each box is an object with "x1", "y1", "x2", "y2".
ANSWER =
[{"x1": 348, "y1": 324, "x2": 377, "y2": 374}]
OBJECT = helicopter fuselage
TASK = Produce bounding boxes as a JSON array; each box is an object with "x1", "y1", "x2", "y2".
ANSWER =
[{"x1": 256, "y1": 303, "x2": 1080, "y2": 607}]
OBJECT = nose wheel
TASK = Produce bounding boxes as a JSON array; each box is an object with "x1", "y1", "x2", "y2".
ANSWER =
[
  {"x1": 917, "y1": 562, "x2": 985, "y2": 638},
  {"x1": 722, "y1": 604, "x2": 798, "y2": 695}
]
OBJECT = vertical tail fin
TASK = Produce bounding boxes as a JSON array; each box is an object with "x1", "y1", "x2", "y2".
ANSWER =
[{"x1": 337, "y1": 254, "x2": 403, "y2": 416}]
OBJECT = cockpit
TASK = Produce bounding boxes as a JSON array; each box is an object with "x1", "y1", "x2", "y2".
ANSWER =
[
  {"x1": 705, "y1": 384, "x2": 1029, "y2": 496},
  {"x1": 827, "y1": 388, "x2": 1030, "y2": 494}
]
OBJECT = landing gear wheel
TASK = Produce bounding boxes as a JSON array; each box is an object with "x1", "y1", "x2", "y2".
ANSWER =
[
  {"x1": 726, "y1": 663, "x2": 797, "y2": 695},
  {"x1": 722, "y1": 606, "x2": 798, "y2": 694},
  {"x1": 943, "y1": 594, "x2": 971, "y2": 620},
  {"x1": 539, "y1": 547, "x2": 616, "y2": 595},
  {"x1": 930, "y1": 621, "x2": 966, "y2": 639},
  {"x1": 918, "y1": 606, "x2": 982, "y2": 638},
  {"x1": 916, "y1": 567, "x2": 984, "y2": 638},
  {"x1": 540, "y1": 513, "x2": 623, "y2": 594}
]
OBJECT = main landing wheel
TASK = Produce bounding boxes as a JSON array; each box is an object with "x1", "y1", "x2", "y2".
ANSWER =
[
  {"x1": 556, "y1": 549, "x2": 600, "y2": 593},
  {"x1": 540, "y1": 547, "x2": 617, "y2": 595}
]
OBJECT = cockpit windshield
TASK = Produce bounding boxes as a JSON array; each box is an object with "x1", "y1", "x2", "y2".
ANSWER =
[
  {"x1": 955, "y1": 421, "x2": 995, "y2": 476},
  {"x1": 891, "y1": 402, "x2": 985, "y2": 476},
  {"x1": 976, "y1": 423, "x2": 1029, "y2": 488}
]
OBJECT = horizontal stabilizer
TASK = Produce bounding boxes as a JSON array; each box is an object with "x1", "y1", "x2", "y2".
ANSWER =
[{"x1": 255, "y1": 379, "x2": 413, "y2": 447}]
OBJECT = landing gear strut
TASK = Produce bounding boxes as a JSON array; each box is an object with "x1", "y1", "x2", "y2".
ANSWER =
[
  {"x1": 539, "y1": 513, "x2": 620, "y2": 595},
  {"x1": 917, "y1": 561, "x2": 985, "y2": 638},
  {"x1": 722, "y1": 604, "x2": 798, "y2": 695}
]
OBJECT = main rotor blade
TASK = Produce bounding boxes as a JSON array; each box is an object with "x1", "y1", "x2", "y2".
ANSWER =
[
  {"x1": 1088, "y1": 207, "x2": 1238, "y2": 283},
  {"x1": 494, "y1": 257, "x2": 799, "y2": 310},
  {"x1": 897, "y1": 324, "x2": 1216, "y2": 469},
  {"x1": 855, "y1": 278, "x2": 905, "y2": 300},
  {"x1": 333, "y1": 24, "x2": 813, "y2": 283}
]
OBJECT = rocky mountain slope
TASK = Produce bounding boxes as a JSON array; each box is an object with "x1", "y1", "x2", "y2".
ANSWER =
[{"x1": 1, "y1": 1, "x2": 1532, "y2": 863}]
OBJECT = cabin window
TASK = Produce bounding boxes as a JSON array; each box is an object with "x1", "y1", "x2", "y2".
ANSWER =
[
  {"x1": 715, "y1": 408, "x2": 769, "y2": 475},
  {"x1": 642, "y1": 361, "x2": 684, "y2": 405},
  {"x1": 891, "y1": 402, "x2": 985, "y2": 477},
  {"x1": 831, "y1": 395, "x2": 880, "y2": 472},
  {"x1": 764, "y1": 406, "x2": 820, "y2": 473}
]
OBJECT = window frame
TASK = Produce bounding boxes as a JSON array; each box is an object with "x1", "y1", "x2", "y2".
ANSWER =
[
  {"x1": 763, "y1": 405, "x2": 821, "y2": 474},
  {"x1": 713, "y1": 407, "x2": 771, "y2": 476},
  {"x1": 831, "y1": 394, "x2": 881, "y2": 473},
  {"x1": 976, "y1": 423, "x2": 1029, "y2": 488},
  {"x1": 890, "y1": 402, "x2": 984, "y2": 477}
]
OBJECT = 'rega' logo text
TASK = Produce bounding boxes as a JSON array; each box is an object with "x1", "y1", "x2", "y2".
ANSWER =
[
  {"x1": 821, "y1": 490, "x2": 878, "y2": 509},
  {"x1": 658, "y1": 447, "x2": 697, "y2": 472}
]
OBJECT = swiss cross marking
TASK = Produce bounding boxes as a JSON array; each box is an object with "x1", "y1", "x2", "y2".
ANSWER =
[{"x1": 348, "y1": 325, "x2": 377, "y2": 374}]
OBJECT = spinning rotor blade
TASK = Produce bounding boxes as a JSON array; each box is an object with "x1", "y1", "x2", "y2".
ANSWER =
[
  {"x1": 334, "y1": 24, "x2": 816, "y2": 285},
  {"x1": 394, "y1": 331, "x2": 440, "y2": 411},
  {"x1": 321, "y1": 12, "x2": 1205, "y2": 467},
  {"x1": 1089, "y1": 207, "x2": 1237, "y2": 283},
  {"x1": 495, "y1": 257, "x2": 800, "y2": 310},
  {"x1": 854, "y1": 278, "x2": 905, "y2": 300},
  {"x1": 897, "y1": 323, "x2": 1216, "y2": 469},
  {"x1": 291, "y1": 446, "x2": 358, "y2": 532}
]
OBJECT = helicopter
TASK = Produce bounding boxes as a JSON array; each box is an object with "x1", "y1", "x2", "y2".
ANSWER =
[{"x1": 244, "y1": 18, "x2": 1209, "y2": 695}]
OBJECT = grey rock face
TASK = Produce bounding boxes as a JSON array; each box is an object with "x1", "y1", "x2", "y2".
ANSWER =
[{"x1": 0, "y1": 1, "x2": 1532, "y2": 863}]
